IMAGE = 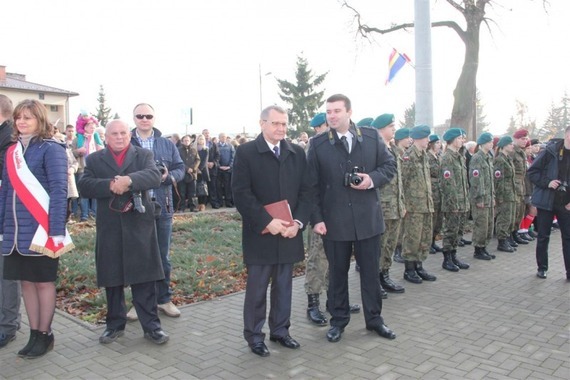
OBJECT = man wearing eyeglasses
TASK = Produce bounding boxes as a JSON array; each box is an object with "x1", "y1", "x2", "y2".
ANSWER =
[
  {"x1": 129, "y1": 103, "x2": 185, "y2": 320},
  {"x1": 232, "y1": 105, "x2": 312, "y2": 357}
]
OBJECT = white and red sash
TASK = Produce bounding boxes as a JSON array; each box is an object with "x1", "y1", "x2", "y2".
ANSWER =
[{"x1": 6, "y1": 142, "x2": 74, "y2": 258}]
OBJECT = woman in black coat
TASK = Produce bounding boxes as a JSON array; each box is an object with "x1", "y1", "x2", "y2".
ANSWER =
[{"x1": 195, "y1": 134, "x2": 210, "y2": 211}]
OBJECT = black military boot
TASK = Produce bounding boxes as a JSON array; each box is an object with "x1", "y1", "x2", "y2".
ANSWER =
[
  {"x1": 393, "y1": 244, "x2": 405, "y2": 263},
  {"x1": 512, "y1": 231, "x2": 529, "y2": 245},
  {"x1": 473, "y1": 246, "x2": 491, "y2": 260},
  {"x1": 451, "y1": 250, "x2": 470, "y2": 269},
  {"x1": 415, "y1": 261, "x2": 437, "y2": 281},
  {"x1": 379, "y1": 283, "x2": 388, "y2": 299},
  {"x1": 442, "y1": 251, "x2": 460, "y2": 272},
  {"x1": 521, "y1": 232, "x2": 535, "y2": 241},
  {"x1": 403, "y1": 260, "x2": 422, "y2": 284},
  {"x1": 497, "y1": 239, "x2": 514, "y2": 252},
  {"x1": 307, "y1": 294, "x2": 328, "y2": 326},
  {"x1": 461, "y1": 238, "x2": 472, "y2": 245},
  {"x1": 380, "y1": 269, "x2": 405, "y2": 293},
  {"x1": 430, "y1": 238, "x2": 442, "y2": 254},
  {"x1": 481, "y1": 247, "x2": 496, "y2": 259},
  {"x1": 507, "y1": 234, "x2": 519, "y2": 248}
]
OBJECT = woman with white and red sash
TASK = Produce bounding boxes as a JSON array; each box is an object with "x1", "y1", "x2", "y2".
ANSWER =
[{"x1": 0, "y1": 99, "x2": 73, "y2": 358}]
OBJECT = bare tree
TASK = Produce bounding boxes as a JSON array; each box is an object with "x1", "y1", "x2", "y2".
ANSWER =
[{"x1": 342, "y1": 0, "x2": 549, "y2": 138}]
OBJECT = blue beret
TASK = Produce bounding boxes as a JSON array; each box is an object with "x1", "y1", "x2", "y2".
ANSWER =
[
  {"x1": 410, "y1": 125, "x2": 431, "y2": 139},
  {"x1": 394, "y1": 128, "x2": 410, "y2": 141},
  {"x1": 429, "y1": 134, "x2": 440, "y2": 143},
  {"x1": 443, "y1": 128, "x2": 463, "y2": 142},
  {"x1": 497, "y1": 136, "x2": 513, "y2": 148},
  {"x1": 356, "y1": 117, "x2": 374, "y2": 127},
  {"x1": 310, "y1": 113, "x2": 326, "y2": 128},
  {"x1": 371, "y1": 114, "x2": 395, "y2": 129},
  {"x1": 477, "y1": 132, "x2": 493, "y2": 145}
]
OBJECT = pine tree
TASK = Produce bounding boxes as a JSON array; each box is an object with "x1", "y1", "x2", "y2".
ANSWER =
[
  {"x1": 475, "y1": 89, "x2": 490, "y2": 134},
  {"x1": 276, "y1": 55, "x2": 327, "y2": 138},
  {"x1": 95, "y1": 85, "x2": 112, "y2": 127},
  {"x1": 400, "y1": 102, "x2": 415, "y2": 128}
]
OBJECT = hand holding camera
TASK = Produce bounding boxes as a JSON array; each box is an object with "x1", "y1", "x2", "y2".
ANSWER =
[{"x1": 343, "y1": 166, "x2": 370, "y2": 190}]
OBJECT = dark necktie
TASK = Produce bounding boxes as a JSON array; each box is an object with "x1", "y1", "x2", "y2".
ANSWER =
[
  {"x1": 273, "y1": 146, "x2": 280, "y2": 158},
  {"x1": 341, "y1": 136, "x2": 350, "y2": 153}
]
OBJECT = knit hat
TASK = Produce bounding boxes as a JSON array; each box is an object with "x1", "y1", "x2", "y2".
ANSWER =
[
  {"x1": 310, "y1": 113, "x2": 326, "y2": 128},
  {"x1": 443, "y1": 128, "x2": 463, "y2": 142},
  {"x1": 410, "y1": 125, "x2": 431, "y2": 139},
  {"x1": 356, "y1": 117, "x2": 374, "y2": 127},
  {"x1": 477, "y1": 132, "x2": 493, "y2": 145},
  {"x1": 497, "y1": 136, "x2": 514, "y2": 148},
  {"x1": 371, "y1": 114, "x2": 395, "y2": 129},
  {"x1": 394, "y1": 128, "x2": 410, "y2": 141}
]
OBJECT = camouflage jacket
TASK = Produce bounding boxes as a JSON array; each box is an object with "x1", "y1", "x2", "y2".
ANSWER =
[
  {"x1": 512, "y1": 145, "x2": 527, "y2": 197},
  {"x1": 428, "y1": 150, "x2": 441, "y2": 206},
  {"x1": 440, "y1": 148, "x2": 469, "y2": 212},
  {"x1": 494, "y1": 152, "x2": 517, "y2": 203},
  {"x1": 468, "y1": 150, "x2": 494, "y2": 207},
  {"x1": 380, "y1": 143, "x2": 406, "y2": 220},
  {"x1": 401, "y1": 144, "x2": 433, "y2": 213}
]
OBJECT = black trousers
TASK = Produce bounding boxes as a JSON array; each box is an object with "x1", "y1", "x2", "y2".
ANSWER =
[
  {"x1": 243, "y1": 263, "x2": 293, "y2": 346},
  {"x1": 105, "y1": 281, "x2": 161, "y2": 333},
  {"x1": 535, "y1": 204, "x2": 570, "y2": 276},
  {"x1": 217, "y1": 170, "x2": 233, "y2": 206},
  {"x1": 323, "y1": 234, "x2": 384, "y2": 329},
  {"x1": 207, "y1": 174, "x2": 219, "y2": 207}
]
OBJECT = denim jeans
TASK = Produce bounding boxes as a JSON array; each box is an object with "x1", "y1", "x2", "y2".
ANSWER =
[{"x1": 155, "y1": 215, "x2": 173, "y2": 304}]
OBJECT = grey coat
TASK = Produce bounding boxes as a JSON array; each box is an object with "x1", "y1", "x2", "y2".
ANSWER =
[{"x1": 78, "y1": 145, "x2": 164, "y2": 287}]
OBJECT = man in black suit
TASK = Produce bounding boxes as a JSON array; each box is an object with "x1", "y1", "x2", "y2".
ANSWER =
[
  {"x1": 307, "y1": 94, "x2": 397, "y2": 343},
  {"x1": 232, "y1": 105, "x2": 312, "y2": 357}
]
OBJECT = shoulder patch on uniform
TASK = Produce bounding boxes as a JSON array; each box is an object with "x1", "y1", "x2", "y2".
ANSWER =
[
  {"x1": 494, "y1": 170, "x2": 502, "y2": 178},
  {"x1": 403, "y1": 155, "x2": 410, "y2": 161},
  {"x1": 472, "y1": 169, "x2": 479, "y2": 177},
  {"x1": 443, "y1": 170, "x2": 451, "y2": 179}
]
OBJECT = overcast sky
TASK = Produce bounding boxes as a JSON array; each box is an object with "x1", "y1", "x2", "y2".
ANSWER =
[{"x1": 2, "y1": 0, "x2": 568, "y2": 137}]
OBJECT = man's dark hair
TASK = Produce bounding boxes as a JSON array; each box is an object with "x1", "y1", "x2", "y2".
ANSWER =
[{"x1": 326, "y1": 94, "x2": 351, "y2": 111}]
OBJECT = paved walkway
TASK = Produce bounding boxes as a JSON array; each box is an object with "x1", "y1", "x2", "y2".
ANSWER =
[{"x1": 1, "y1": 232, "x2": 569, "y2": 379}]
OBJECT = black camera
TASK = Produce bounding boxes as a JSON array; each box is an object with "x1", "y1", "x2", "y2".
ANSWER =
[
  {"x1": 156, "y1": 161, "x2": 167, "y2": 175},
  {"x1": 344, "y1": 166, "x2": 363, "y2": 187},
  {"x1": 557, "y1": 180, "x2": 568, "y2": 192}
]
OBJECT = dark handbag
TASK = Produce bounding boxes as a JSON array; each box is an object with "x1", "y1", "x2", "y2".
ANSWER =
[{"x1": 196, "y1": 181, "x2": 208, "y2": 197}]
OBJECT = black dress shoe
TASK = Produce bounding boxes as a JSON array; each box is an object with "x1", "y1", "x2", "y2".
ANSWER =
[
  {"x1": 269, "y1": 335, "x2": 300, "y2": 349},
  {"x1": 326, "y1": 326, "x2": 344, "y2": 342},
  {"x1": 99, "y1": 328, "x2": 124, "y2": 344},
  {"x1": 366, "y1": 323, "x2": 396, "y2": 340},
  {"x1": 144, "y1": 329, "x2": 169, "y2": 345},
  {"x1": 536, "y1": 270, "x2": 547, "y2": 279},
  {"x1": 0, "y1": 332, "x2": 16, "y2": 348},
  {"x1": 250, "y1": 342, "x2": 270, "y2": 357},
  {"x1": 349, "y1": 304, "x2": 361, "y2": 313},
  {"x1": 461, "y1": 238, "x2": 472, "y2": 245}
]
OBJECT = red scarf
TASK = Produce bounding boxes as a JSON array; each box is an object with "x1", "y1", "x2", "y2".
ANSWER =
[{"x1": 110, "y1": 146, "x2": 129, "y2": 167}]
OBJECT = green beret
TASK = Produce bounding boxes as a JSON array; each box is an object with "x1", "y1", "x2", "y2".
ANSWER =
[
  {"x1": 356, "y1": 117, "x2": 374, "y2": 127},
  {"x1": 394, "y1": 128, "x2": 410, "y2": 141},
  {"x1": 310, "y1": 113, "x2": 326, "y2": 128},
  {"x1": 410, "y1": 125, "x2": 431, "y2": 139},
  {"x1": 477, "y1": 132, "x2": 493, "y2": 145},
  {"x1": 371, "y1": 114, "x2": 395, "y2": 129},
  {"x1": 429, "y1": 134, "x2": 440, "y2": 143},
  {"x1": 497, "y1": 136, "x2": 514, "y2": 148},
  {"x1": 443, "y1": 128, "x2": 463, "y2": 142}
]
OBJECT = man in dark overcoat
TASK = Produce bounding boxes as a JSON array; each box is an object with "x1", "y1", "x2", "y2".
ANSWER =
[
  {"x1": 78, "y1": 120, "x2": 169, "y2": 345},
  {"x1": 232, "y1": 105, "x2": 312, "y2": 357},
  {"x1": 307, "y1": 94, "x2": 397, "y2": 343}
]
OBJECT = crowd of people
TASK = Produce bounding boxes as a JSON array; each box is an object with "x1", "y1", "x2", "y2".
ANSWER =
[{"x1": 0, "y1": 92, "x2": 568, "y2": 361}]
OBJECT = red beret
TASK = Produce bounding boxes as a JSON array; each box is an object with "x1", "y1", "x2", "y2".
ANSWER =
[
  {"x1": 513, "y1": 129, "x2": 528, "y2": 139},
  {"x1": 492, "y1": 136, "x2": 500, "y2": 148}
]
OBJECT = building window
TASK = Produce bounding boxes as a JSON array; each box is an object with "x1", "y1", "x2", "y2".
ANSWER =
[
  {"x1": 39, "y1": 93, "x2": 45, "y2": 100},
  {"x1": 50, "y1": 105, "x2": 58, "y2": 112}
]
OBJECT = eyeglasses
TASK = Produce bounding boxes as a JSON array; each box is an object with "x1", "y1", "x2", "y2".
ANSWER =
[
  {"x1": 135, "y1": 114, "x2": 154, "y2": 120},
  {"x1": 263, "y1": 120, "x2": 287, "y2": 128}
]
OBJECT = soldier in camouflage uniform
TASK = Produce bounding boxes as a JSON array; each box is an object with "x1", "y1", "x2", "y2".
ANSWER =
[
  {"x1": 304, "y1": 113, "x2": 360, "y2": 325},
  {"x1": 401, "y1": 125, "x2": 436, "y2": 283},
  {"x1": 428, "y1": 135, "x2": 443, "y2": 254},
  {"x1": 371, "y1": 114, "x2": 405, "y2": 294},
  {"x1": 440, "y1": 128, "x2": 471, "y2": 271},
  {"x1": 469, "y1": 132, "x2": 495, "y2": 260},
  {"x1": 511, "y1": 129, "x2": 531, "y2": 245},
  {"x1": 392, "y1": 128, "x2": 411, "y2": 264},
  {"x1": 494, "y1": 136, "x2": 518, "y2": 253}
]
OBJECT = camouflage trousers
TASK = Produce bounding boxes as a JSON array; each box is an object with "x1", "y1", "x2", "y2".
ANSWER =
[
  {"x1": 304, "y1": 229, "x2": 329, "y2": 294},
  {"x1": 514, "y1": 197, "x2": 526, "y2": 231},
  {"x1": 496, "y1": 201, "x2": 516, "y2": 240},
  {"x1": 442, "y1": 212, "x2": 464, "y2": 251},
  {"x1": 471, "y1": 204, "x2": 494, "y2": 247},
  {"x1": 402, "y1": 212, "x2": 432, "y2": 262},
  {"x1": 432, "y1": 201, "x2": 443, "y2": 238},
  {"x1": 380, "y1": 218, "x2": 402, "y2": 271}
]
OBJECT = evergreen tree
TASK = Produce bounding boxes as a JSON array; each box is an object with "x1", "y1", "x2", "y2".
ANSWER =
[
  {"x1": 276, "y1": 55, "x2": 327, "y2": 138},
  {"x1": 475, "y1": 89, "x2": 490, "y2": 134},
  {"x1": 400, "y1": 102, "x2": 415, "y2": 128},
  {"x1": 95, "y1": 85, "x2": 112, "y2": 127}
]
